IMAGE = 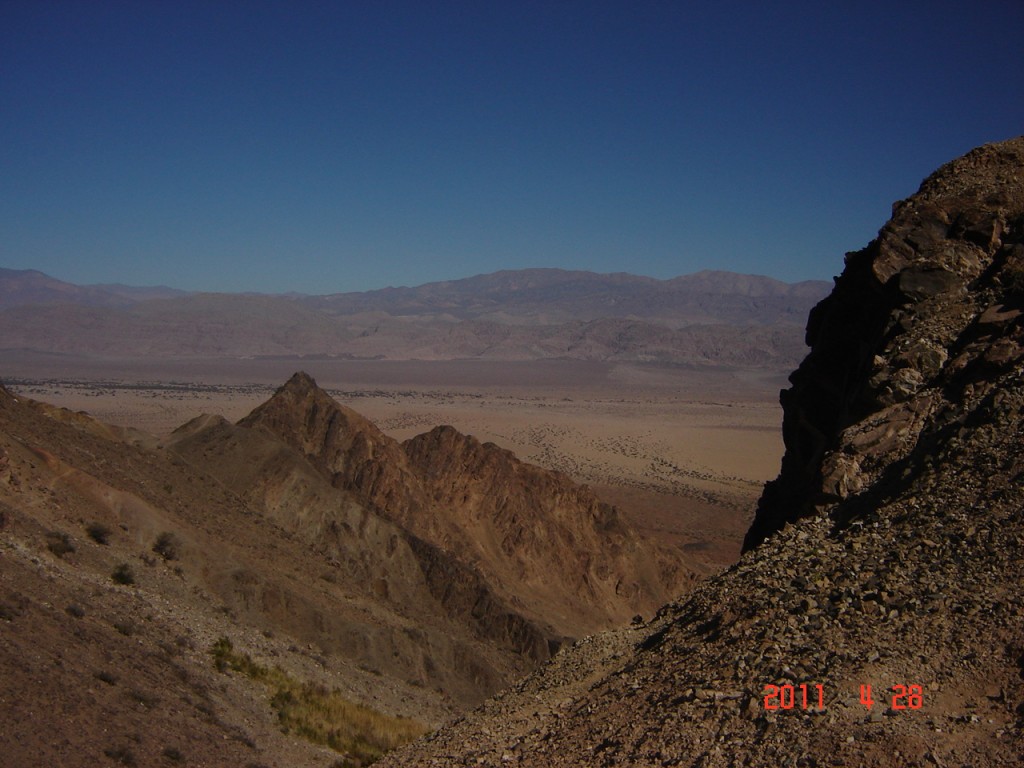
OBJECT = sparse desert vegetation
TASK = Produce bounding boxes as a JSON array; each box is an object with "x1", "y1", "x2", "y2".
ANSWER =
[
  {"x1": 152, "y1": 531, "x2": 181, "y2": 561},
  {"x1": 111, "y1": 563, "x2": 135, "y2": 585},
  {"x1": 85, "y1": 521, "x2": 112, "y2": 544},
  {"x1": 212, "y1": 637, "x2": 427, "y2": 764},
  {"x1": 46, "y1": 530, "x2": 76, "y2": 558}
]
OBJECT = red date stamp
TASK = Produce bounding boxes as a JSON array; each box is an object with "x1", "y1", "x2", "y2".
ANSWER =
[
  {"x1": 762, "y1": 683, "x2": 924, "y2": 711},
  {"x1": 763, "y1": 683, "x2": 825, "y2": 710},
  {"x1": 859, "y1": 684, "x2": 923, "y2": 710}
]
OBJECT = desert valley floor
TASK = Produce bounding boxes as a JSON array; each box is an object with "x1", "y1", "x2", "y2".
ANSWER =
[{"x1": 1, "y1": 353, "x2": 787, "y2": 576}]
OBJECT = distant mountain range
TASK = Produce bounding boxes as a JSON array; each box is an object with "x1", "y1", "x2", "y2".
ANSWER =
[
  {"x1": 0, "y1": 267, "x2": 188, "y2": 308},
  {"x1": 0, "y1": 267, "x2": 830, "y2": 365}
]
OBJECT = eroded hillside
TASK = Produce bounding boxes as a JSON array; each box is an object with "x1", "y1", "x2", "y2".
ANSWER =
[
  {"x1": 230, "y1": 372, "x2": 689, "y2": 638},
  {"x1": 0, "y1": 369, "x2": 689, "y2": 766}
]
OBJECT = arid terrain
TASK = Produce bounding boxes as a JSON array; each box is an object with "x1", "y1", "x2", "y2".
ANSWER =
[
  {"x1": 4, "y1": 137, "x2": 1021, "y2": 767},
  {"x1": 1, "y1": 266, "x2": 804, "y2": 766},
  {"x1": 0, "y1": 355, "x2": 780, "y2": 767},
  {"x1": 1, "y1": 355, "x2": 786, "y2": 574}
]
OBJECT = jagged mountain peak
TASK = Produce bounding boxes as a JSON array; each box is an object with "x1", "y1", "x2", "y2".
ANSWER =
[
  {"x1": 281, "y1": 369, "x2": 320, "y2": 392},
  {"x1": 232, "y1": 376, "x2": 690, "y2": 637},
  {"x1": 238, "y1": 372, "x2": 421, "y2": 537},
  {"x1": 170, "y1": 412, "x2": 230, "y2": 438},
  {"x1": 261, "y1": 370, "x2": 342, "y2": 410},
  {"x1": 404, "y1": 424, "x2": 515, "y2": 467},
  {"x1": 240, "y1": 370, "x2": 386, "y2": 447}
]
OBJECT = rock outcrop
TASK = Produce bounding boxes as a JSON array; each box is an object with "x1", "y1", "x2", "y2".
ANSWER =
[
  {"x1": 746, "y1": 137, "x2": 1024, "y2": 550},
  {"x1": 380, "y1": 138, "x2": 1024, "y2": 767}
]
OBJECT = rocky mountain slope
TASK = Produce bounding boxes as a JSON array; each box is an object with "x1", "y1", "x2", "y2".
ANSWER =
[
  {"x1": 1, "y1": 369, "x2": 688, "y2": 766},
  {"x1": 229, "y1": 372, "x2": 687, "y2": 638},
  {"x1": 0, "y1": 268, "x2": 827, "y2": 365},
  {"x1": 378, "y1": 138, "x2": 1024, "y2": 767},
  {"x1": 0, "y1": 385, "x2": 444, "y2": 767}
]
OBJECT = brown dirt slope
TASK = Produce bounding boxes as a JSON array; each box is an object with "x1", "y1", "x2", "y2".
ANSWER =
[
  {"x1": 378, "y1": 138, "x2": 1024, "y2": 767},
  {"x1": 0, "y1": 385, "x2": 449, "y2": 768}
]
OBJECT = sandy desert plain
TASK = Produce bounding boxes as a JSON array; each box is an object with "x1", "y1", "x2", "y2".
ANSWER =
[{"x1": 0, "y1": 351, "x2": 790, "y2": 575}]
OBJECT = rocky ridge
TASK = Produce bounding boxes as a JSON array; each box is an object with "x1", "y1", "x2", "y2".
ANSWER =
[
  {"x1": 0, "y1": 383, "x2": 450, "y2": 767},
  {"x1": 0, "y1": 368, "x2": 690, "y2": 767},
  {"x1": 235, "y1": 372, "x2": 688, "y2": 638},
  {"x1": 746, "y1": 136, "x2": 1024, "y2": 549},
  {"x1": 378, "y1": 138, "x2": 1024, "y2": 767}
]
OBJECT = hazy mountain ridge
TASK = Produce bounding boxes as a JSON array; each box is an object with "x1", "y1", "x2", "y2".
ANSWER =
[
  {"x1": 0, "y1": 267, "x2": 186, "y2": 309},
  {"x1": 302, "y1": 268, "x2": 830, "y2": 325},
  {"x1": 0, "y1": 268, "x2": 829, "y2": 365},
  {"x1": 378, "y1": 138, "x2": 1024, "y2": 766}
]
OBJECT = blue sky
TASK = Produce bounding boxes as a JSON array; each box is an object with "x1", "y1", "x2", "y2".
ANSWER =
[{"x1": 2, "y1": 1, "x2": 1022, "y2": 293}]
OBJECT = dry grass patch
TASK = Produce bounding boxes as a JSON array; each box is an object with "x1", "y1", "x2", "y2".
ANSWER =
[{"x1": 211, "y1": 637, "x2": 426, "y2": 765}]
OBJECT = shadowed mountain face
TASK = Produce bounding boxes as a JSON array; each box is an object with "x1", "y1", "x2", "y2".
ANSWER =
[
  {"x1": 745, "y1": 136, "x2": 1024, "y2": 550},
  {"x1": 378, "y1": 139, "x2": 1024, "y2": 767},
  {"x1": 0, "y1": 268, "x2": 828, "y2": 365}
]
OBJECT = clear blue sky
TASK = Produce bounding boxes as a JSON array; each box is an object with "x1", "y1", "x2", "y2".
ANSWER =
[{"x1": 2, "y1": 1, "x2": 1022, "y2": 293}]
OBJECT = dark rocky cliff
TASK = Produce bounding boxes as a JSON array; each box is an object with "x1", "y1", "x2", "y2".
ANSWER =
[{"x1": 746, "y1": 137, "x2": 1024, "y2": 550}]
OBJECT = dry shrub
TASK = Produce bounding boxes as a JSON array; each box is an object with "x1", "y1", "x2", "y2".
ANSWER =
[
  {"x1": 85, "y1": 522, "x2": 112, "y2": 545},
  {"x1": 211, "y1": 638, "x2": 426, "y2": 762},
  {"x1": 153, "y1": 531, "x2": 181, "y2": 561},
  {"x1": 46, "y1": 531, "x2": 75, "y2": 558},
  {"x1": 112, "y1": 563, "x2": 135, "y2": 585}
]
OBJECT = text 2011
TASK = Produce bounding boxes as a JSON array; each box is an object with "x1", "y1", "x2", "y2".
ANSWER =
[{"x1": 762, "y1": 683, "x2": 825, "y2": 710}]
